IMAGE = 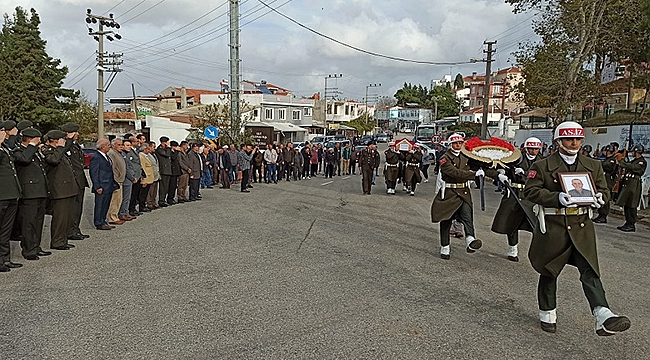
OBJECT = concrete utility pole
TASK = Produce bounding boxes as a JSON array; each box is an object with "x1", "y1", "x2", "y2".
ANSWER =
[
  {"x1": 365, "y1": 83, "x2": 381, "y2": 131},
  {"x1": 324, "y1": 74, "x2": 343, "y2": 136},
  {"x1": 229, "y1": 0, "x2": 241, "y2": 127},
  {"x1": 480, "y1": 40, "x2": 496, "y2": 139},
  {"x1": 86, "y1": 9, "x2": 122, "y2": 139}
]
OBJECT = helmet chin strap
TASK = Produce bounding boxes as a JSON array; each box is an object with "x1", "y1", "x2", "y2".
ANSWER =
[
  {"x1": 451, "y1": 149, "x2": 460, "y2": 156},
  {"x1": 526, "y1": 153, "x2": 537, "y2": 161},
  {"x1": 559, "y1": 143, "x2": 579, "y2": 155}
]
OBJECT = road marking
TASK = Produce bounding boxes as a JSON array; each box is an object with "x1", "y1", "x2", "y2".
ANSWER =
[
  {"x1": 322, "y1": 181, "x2": 334, "y2": 186},
  {"x1": 342, "y1": 176, "x2": 350, "y2": 180}
]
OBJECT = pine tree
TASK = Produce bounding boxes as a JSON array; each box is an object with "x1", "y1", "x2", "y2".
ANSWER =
[
  {"x1": 0, "y1": 7, "x2": 77, "y2": 125},
  {"x1": 454, "y1": 73, "x2": 464, "y2": 89}
]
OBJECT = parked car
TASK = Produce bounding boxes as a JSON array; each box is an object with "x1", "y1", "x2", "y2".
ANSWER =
[
  {"x1": 402, "y1": 128, "x2": 413, "y2": 133},
  {"x1": 83, "y1": 148, "x2": 97, "y2": 169},
  {"x1": 354, "y1": 145, "x2": 367, "y2": 152},
  {"x1": 376, "y1": 134, "x2": 389, "y2": 143},
  {"x1": 359, "y1": 135, "x2": 375, "y2": 146},
  {"x1": 325, "y1": 139, "x2": 351, "y2": 149}
]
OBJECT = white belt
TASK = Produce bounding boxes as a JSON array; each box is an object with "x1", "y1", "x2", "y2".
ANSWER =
[
  {"x1": 510, "y1": 183, "x2": 525, "y2": 189},
  {"x1": 543, "y1": 207, "x2": 589, "y2": 216},
  {"x1": 445, "y1": 182, "x2": 468, "y2": 189},
  {"x1": 407, "y1": 163, "x2": 419, "y2": 167},
  {"x1": 386, "y1": 164, "x2": 398, "y2": 167}
]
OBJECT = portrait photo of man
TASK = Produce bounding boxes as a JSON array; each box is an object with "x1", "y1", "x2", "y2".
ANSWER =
[{"x1": 568, "y1": 177, "x2": 593, "y2": 198}]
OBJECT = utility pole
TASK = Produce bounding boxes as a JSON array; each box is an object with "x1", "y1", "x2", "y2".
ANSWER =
[
  {"x1": 324, "y1": 74, "x2": 343, "y2": 136},
  {"x1": 86, "y1": 9, "x2": 122, "y2": 139},
  {"x1": 480, "y1": 40, "x2": 496, "y2": 138},
  {"x1": 229, "y1": 0, "x2": 241, "y2": 128},
  {"x1": 365, "y1": 83, "x2": 381, "y2": 132}
]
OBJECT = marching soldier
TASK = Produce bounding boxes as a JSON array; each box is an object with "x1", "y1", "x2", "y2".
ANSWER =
[
  {"x1": 384, "y1": 141, "x2": 400, "y2": 194},
  {"x1": 1, "y1": 122, "x2": 23, "y2": 272},
  {"x1": 580, "y1": 144, "x2": 593, "y2": 158},
  {"x1": 61, "y1": 123, "x2": 90, "y2": 240},
  {"x1": 430, "y1": 133, "x2": 488, "y2": 260},
  {"x1": 359, "y1": 144, "x2": 379, "y2": 195},
  {"x1": 593, "y1": 145, "x2": 618, "y2": 223},
  {"x1": 42, "y1": 130, "x2": 79, "y2": 250},
  {"x1": 404, "y1": 143, "x2": 423, "y2": 196},
  {"x1": 616, "y1": 144, "x2": 647, "y2": 232},
  {"x1": 523, "y1": 121, "x2": 630, "y2": 336},
  {"x1": 491, "y1": 137, "x2": 543, "y2": 262},
  {"x1": 13, "y1": 128, "x2": 52, "y2": 260}
]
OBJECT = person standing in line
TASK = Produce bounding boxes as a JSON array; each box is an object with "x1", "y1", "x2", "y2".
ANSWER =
[
  {"x1": 155, "y1": 137, "x2": 172, "y2": 207},
  {"x1": 127, "y1": 136, "x2": 143, "y2": 217},
  {"x1": 61, "y1": 123, "x2": 90, "y2": 241},
  {"x1": 0, "y1": 122, "x2": 23, "y2": 271},
  {"x1": 615, "y1": 144, "x2": 647, "y2": 232},
  {"x1": 309, "y1": 145, "x2": 319, "y2": 178},
  {"x1": 210, "y1": 144, "x2": 220, "y2": 186},
  {"x1": 200, "y1": 146, "x2": 214, "y2": 189},
  {"x1": 358, "y1": 145, "x2": 379, "y2": 195},
  {"x1": 252, "y1": 146, "x2": 264, "y2": 183},
  {"x1": 138, "y1": 143, "x2": 155, "y2": 212},
  {"x1": 349, "y1": 145, "x2": 358, "y2": 175},
  {"x1": 228, "y1": 144, "x2": 238, "y2": 183},
  {"x1": 324, "y1": 148, "x2": 335, "y2": 179},
  {"x1": 107, "y1": 139, "x2": 126, "y2": 226},
  {"x1": 317, "y1": 143, "x2": 324, "y2": 174},
  {"x1": 264, "y1": 143, "x2": 278, "y2": 184},
  {"x1": 301, "y1": 144, "x2": 311, "y2": 179},
  {"x1": 187, "y1": 143, "x2": 203, "y2": 201},
  {"x1": 177, "y1": 141, "x2": 190, "y2": 202},
  {"x1": 238, "y1": 145, "x2": 255, "y2": 192},
  {"x1": 218, "y1": 145, "x2": 232, "y2": 189},
  {"x1": 294, "y1": 147, "x2": 304, "y2": 180},
  {"x1": 342, "y1": 143, "x2": 351, "y2": 175},
  {"x1": 523, "y1": 121, "x2": 629, "y2": 336},
  {"x1": 118, "y1": 139, "x2": 137, "y2": 222},
  {"x1": 167, "y1": 141, "x2": 182, "y2": 204},
  {"x1": 334, "y1": 142, "x2": 342, "y2": 176},
  {"x1": 43, "y1": 130, "x2": 80, "y2": 249},
  {"x1": 91, "y1": 139, "x2": 118, "y2": 228},
  {"x1": 146, "y1": 141, "x2": 161, "y2": 210},
  {"x1": 13, "y1": 128, "x2": 52, "y2": 261}
]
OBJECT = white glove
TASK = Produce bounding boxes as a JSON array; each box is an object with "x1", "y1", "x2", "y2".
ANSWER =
[
  {"x1": 497, "y1": 169, "x2": 506, "y2": 175},
  {"x1": 514, "y1": 167, "x2": 525, "y2": 175},
  {"x1": 498, "y1": 174, "x2": 509, "y2": 184},
  {"x1": 591, "y1": 192, "x2": 605, "y2": 208},
  {"x1": 559, "y1": 192, "x2": 577, "y2": 208},
  {"x1": 475, "y1": 169, "x2": 485, "y2": 177}
]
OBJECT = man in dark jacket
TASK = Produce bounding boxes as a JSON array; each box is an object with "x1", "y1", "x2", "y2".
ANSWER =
[
  {"x1": 218, "y1": 145, "x2": 232, "y2": 189},
  {"x1": 61, "y1": 122, "x2": 90, "y2": 241},
  {"x1": 13, "y1": 128, "x2": 52, "y2": 260},
  {"x1": 42, "y1": 130, "x2": 80, "y2": 250},
  {"x1": 119, "y1": 139, "x2": 137, "y2": 221},
  {"x1": 155, "y1": 136, "x2": 172, "y2": 207},
  {"x1": 0, "y1": 122, "x2": 23, "y2": 271},
  {"x1": 168, "y1": 140, "x2": 182, "y2": 204},
  {"x1": 187, "y1": 143, "x2": 203, "y2": 201},
  {"x1": 126, "y1": 135, "x2": 143, "y2": 216},
  {"x1": 177, "y1": 141, "x2": 190, "y2": 202},
  {"x1": 90, "y1": 139, "x2": 117, "y2": 230}
]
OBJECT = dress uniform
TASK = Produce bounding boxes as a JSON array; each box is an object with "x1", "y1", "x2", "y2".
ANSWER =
[
  {"x1": 491, "y1": 137, "x2": 542, "y2": 262},
  {"x1": 523, "y1": 121, "x2": 630, "y2": 336},
  {"x1": 430, "y1": 133, "x2": 487, "y2": 259},
  {"x1": 42, "y1": 130, "x2": 79, "y2": 250},
  {"x1": 61, "y1": 123, "x2": 90, "y2": 240},
  {"x1": 616, "y1": 145, "x2": 647, "y2": 232},
  {"x1": 593, "y1": 145, "x2": 618, "y2": 223},
  {"x1": 3, "y1": 120, "x2": 20, "y2": 150},
  {"x1": 1, "y1": 121, "x2": 23, "y2": 272},
  {"x1": 13, "y1": 128, "x2": 52, "y2": 260},
  {"x1": 384, "y1": 142, "x2": 400, "y2": 194},
  {"x1": 359, "y1": 145, "x2": 379, "y2": 195},
  {"x1": 404, "y1": 144, "x2": 423, "y2": 196}
]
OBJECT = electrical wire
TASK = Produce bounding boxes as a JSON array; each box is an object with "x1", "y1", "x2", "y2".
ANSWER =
[
  {"x1": 103, "y1": 0, "x2": 127, "y2": 15},
  {"x1": 117, "y1": 0, "x2": 147, "y2": 18},
  {"x1": 256, "y1": 0, "x2": 472, "y2": 66},
  {"x1": 122, "y1": 0, "x2": 167, "y2": 24}
]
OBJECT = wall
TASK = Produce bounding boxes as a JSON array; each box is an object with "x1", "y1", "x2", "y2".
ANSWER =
[{"x1": 146, "y1": 115, "x2": 191, "y2": 143}]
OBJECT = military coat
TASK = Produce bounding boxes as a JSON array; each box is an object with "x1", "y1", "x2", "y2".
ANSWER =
[
  {"x1": 13, "y1": 144, "x2": 48, "y2": 199},
  {"x1": 600, "y1": 154, "x2": 618, "y2": 189},
  {"x1": 42, "y1": 143, "x2": 79, "y2": 200},
  {"x1": 616, "y1": 156, "x2": 647, "y2": 208},
  {"x1": 523, "y1": 153, "x2": 609, "y2": 278},
  {"x1": 383, "y1": 149, "x2": 400, "y2": 181},
  {"x1": 66, "y1": 138, "x2": 89, "y2": 190},
  {"x1": 430, "y1": 150, "x2": 476, "y2": 223},
  {"x1": 0, "y1": 144, "x2": 21, "y2": 200},
  {"x1": 404, "y1": 150, "x2": 423, "y2": 183}
]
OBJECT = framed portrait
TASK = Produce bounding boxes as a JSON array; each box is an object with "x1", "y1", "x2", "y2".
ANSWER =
[{"x1": 558, "y1": 172, "x2": 597, "y2": 205}]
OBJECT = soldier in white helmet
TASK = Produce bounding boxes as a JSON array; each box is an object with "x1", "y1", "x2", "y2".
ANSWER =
[
  {"x1": 490, "y1": 137, "x2": 543, "y2": 262},
  {"x1": 523, "y1": 121, "x2": 630, "y2": 335}
]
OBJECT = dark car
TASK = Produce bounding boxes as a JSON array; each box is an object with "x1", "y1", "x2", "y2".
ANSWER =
[
  {"x1": 359, "y1": 135, "x2": 375, "y2": 146},
  {"x1": 83, "y1": 148, "x2": 97, "y2": 169}
]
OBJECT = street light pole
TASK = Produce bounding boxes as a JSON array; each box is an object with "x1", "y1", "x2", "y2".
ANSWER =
[
  {"x1": 324, "y1": 74, "x2": 343, "y2": 137},
  {"x1": 365, "y1": 83, "x2": 381, "y2": 133}
]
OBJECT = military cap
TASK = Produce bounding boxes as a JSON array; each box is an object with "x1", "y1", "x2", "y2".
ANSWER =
[
  {"x1": 3, "y1": 120, "x2": 16, "y2": 131},
  {"x1": 170, "y1": 140, "x2": 179, "y2": 146},
  {"x1": 160, "y1": 136, "x2": 170, "y2": 142},
  {"x1": 45, "y1": 130, "x2": 66, "y2": 140},
  {"x1": 191, "y1": 142, "x2": 200, "y2": 148},
  {"x1": 17, "y1": 120, "x2": 33, "y2": 131},
  {"x1": 61, "y1": 122, "x2": 80, "y2": 132},
  {"x1": 632, "y1": 144, "x2": 645, "y2": 153},
  {"x1": 21, "y1": 128, "x2": 42, "y2": 138}
]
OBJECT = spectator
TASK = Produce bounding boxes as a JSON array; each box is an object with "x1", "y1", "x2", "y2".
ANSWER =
[
  {"x1": 334, "y1": 142, "x2": 342, "y2": 176},
  {"x1": 349, "y1": 145, "x2": 358, "y2": 175},
  {"x1": 294, "y1": 147, "x2": 303, "y2": 180},
  {"x1": 218, "y1": 145, "x2": 232, "y2": 189},
  {"x1": 228, "y1": 144, "x2": 238, "y2": 182},
  {"x1": 325, "y1": 148, "x2": 335, "y2": 178},
  {"x1": 177, "y1": 141, "x2": 190, "y2": 203},
  {"x1": 107, "y1": 139, "x2": 126, "y2": 226},
  {"x1": 138, "y1": 143, "x2": 155, "y2": 212},
  {"x1": 168, "y1": 141, "x2": 182, "y2": 204},
  {"x1": 310, "y1": 146, "x2": 319, "y2": 177},
  {"x1": 317, "y1": 143, "x2": 324, "y2": 174},
  {"x1": 155, "y1": 137, "x2": 172, "y2": 207},
  {"x1": 118, "y1": 139, "x2": 137, "y2": 222},
  {"x1": 252, "y1": 146, "x2": 264, "y2": 183},
  {"x1": 187, "y1": 143, "x2": 202, "y2": 201},
  {"x1": 126, "y1": 136, "x2": 143, "y2": 217},
  {"x1": 342, "y1": 143, "x2": 351, "y2": 175},
  {"x1": 301, "y1": 145, "x2": 311, "y2": 179},
  {"x1": 200, "y1": 146, "x2": 214, "y2": 189},
  {"x1": 145, "y1": 141, "x2": 161, "y2": 210},
  {"x1": 238, "y1": 145, "x2": 255, "y2": 192},
  {"x1": 283, "y1": 142, "x2": 295, "y2": 181},
  {"x1": 264, "y1": 143, "x2": 278, "y2": 184},
  {"x1": 89, "y1": 138, "x2": 117, "y2": 232}
]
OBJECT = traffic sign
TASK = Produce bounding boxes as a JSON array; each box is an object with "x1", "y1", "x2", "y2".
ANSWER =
[
  {"x1": 204, "y1": 126, "x2": 218, "y2": 139},
  {"x1": 431, "y1": 134, "x2": 442, "y2": 144}
]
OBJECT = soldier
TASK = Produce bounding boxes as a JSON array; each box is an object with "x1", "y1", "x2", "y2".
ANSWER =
[
  {"x1": 491, "y1": 137, "x2": 543, "y2": 262},
  {"x1": 430, "y1": 133, "x2": 490, "y2": 260},
  {"x1": 42, "y1": 130, "x2": 79, "y2": 250},
  {"x1": 359, "y1": 144, "x2": 379, "y2": 195},
  {"x1": 384, "y1": 141, "x2": 400, "y2": 194},
  {"x1": 13, "y1": 128, "x2": 52, "y2": 260},
  {"x1": 404, "y1": 143, "x2": 423, "y2": 196},
  {"x1": 580, "y1": 144, "x2": 593, "y2": 158},
  {"x1": 616, "y1": 144, "x2": 647, "y2": 232},
  {"x1": 61, "y1": 123, "x2": 90, "y2": 241},
  {"x1": 1, "y1": 122, "x2": 23, "y2": 272},
  {"x1": 523, "y1": 121, "x2": 630, "y2": 336},
  {"x1": 3, "y1": 120, "x2": 19, "y2": 150},
  {"x1": 593, "y1": 144, "x2": 617, "y2": 223}
]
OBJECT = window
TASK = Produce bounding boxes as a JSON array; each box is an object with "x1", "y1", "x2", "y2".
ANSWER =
[
  {"x1": 303, "y1": 107, "x2": 312, "y2": 116},
  {"x1": 292, "y1": 110, "x2": 301, "y2": 120},
  {"x1": 492, "y1": 85, "x2": 502, "y2": 95},
  {"x1": 345, "y1": 105, "x2": 350, "y2": 115},
  {"x1": 278, "y1": 108, "x2": 286, "y2": 120},
  {"x1": 334, "y1": 105, "x2": 339, "y2": 115},
  {"x1": 253, "y1": 109, "x2": 259, "y2": 118},
  {"x1": 265, "y1": 108, "x2": 273, "y2": 120}
]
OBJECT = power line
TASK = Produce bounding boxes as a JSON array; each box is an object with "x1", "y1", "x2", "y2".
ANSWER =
[
  {"x1": 122, "y1": 0, "x2": 167, "y2": 24},
  {"x1": 103, "y1": 0, "x2": 127, "y2": 15},
  {"x1": 256, "y1": 0, "x2": 472, "y2": 66},
  {"x1": 118, "y1": 0, "x2": 147, "y2": 18}
]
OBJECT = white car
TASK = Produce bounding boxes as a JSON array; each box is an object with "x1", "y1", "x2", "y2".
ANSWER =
[{"x1": 402, "y1": 128, "x2": 413, "y2": 133}]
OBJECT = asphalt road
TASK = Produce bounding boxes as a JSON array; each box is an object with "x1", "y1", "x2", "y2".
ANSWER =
[{"x1": 1, "y1": 143, "x2": 649, "y2": 359}]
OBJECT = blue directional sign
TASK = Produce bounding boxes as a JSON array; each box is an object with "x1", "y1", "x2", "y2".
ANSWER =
[{"x1": 204, "y1": 126, "x2": 218, "y2": 139}]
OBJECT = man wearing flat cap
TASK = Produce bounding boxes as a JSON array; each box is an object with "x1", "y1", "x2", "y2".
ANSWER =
[
  {"x1": 61, "y1": 122, "x2": 90, "y2": 240},
  {"x1": 13, "y1": 128, "x2": 52, "y2": 260},
  {"x1": 155, "y1": 136, "x2": 172, "y2": 207},
  {"x1": 42, "y1": 130, "x2": 79, "y2": 250},
  {"x1": 1, "y1": 122, "x2": 24, "y2": 272}
]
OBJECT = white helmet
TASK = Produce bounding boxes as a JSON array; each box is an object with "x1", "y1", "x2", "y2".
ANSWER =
[
  {"x1": 554, "y1": 121, "x2": 584, "y2": 140},
  {"x1": 524, "y1": 137, "x2": 543, "y2": 149},
  {"x1": 448, "y1": 133, "x2": 464, "y2": 143}
]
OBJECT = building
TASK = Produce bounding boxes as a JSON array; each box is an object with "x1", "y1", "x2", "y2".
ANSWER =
[
  {"x1": 431, "y1": 74, "x2": 453, "y2": 89},
  {"x1": 375, "y1": 105, "x2": 434, "y2": 131},
  {"x1": 464, "y1": 67, "x2": 526, "y2": 116}
]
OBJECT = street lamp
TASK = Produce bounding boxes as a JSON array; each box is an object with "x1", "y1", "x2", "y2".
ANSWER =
[
  {"x1": 365, "y1": 83, "x2": 381, "y2": 133},
  {"x1": 324, "y1": 74, "x2": 343, "y2": 137}
]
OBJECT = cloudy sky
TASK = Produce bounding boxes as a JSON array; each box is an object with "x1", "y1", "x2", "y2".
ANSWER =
[{"x1": 2, "y1": 0, "x2": 537, "y2": 105}]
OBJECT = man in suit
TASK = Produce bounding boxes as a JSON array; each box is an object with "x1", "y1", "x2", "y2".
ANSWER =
[
  {"x1": 187, "y1": 143, "x2": 202, "y2": 201},
  {"x1": 13, "y1": 128, "x2": 52, "y2": 260},
  {"x1": 107, "y1": 139, "x2": 126, "y2": 225},
  {"x1": 168, "y1": 140, "x2": 182, "y2": 204},
  {"x1": 61, "y1": 122, "x2": 90, "y2": 241},
  {"x1": 118, "y1": 139, "x2": 137, "y2": 222},
  {"x1": 90, "y1": 139, "x2": 117, "y2": 230},
  {"x1": 1, "y1": 121, "x2": 23, "y2": 272},
  {"x1": 138, "y1": 143, "x2": 155, "y2": 212},
  {"x1": 218, "y1": 145, "x2": 232, "y2": 189},
  {"x1": 155, "y1": 136, "x2": 172, "y2": 207},
  {"x1": 42, "y1": 130, "x2": 79, "y2": 250},
  {"x1": 177, "y1": 141, "x2": 190, "y2": 202}
]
